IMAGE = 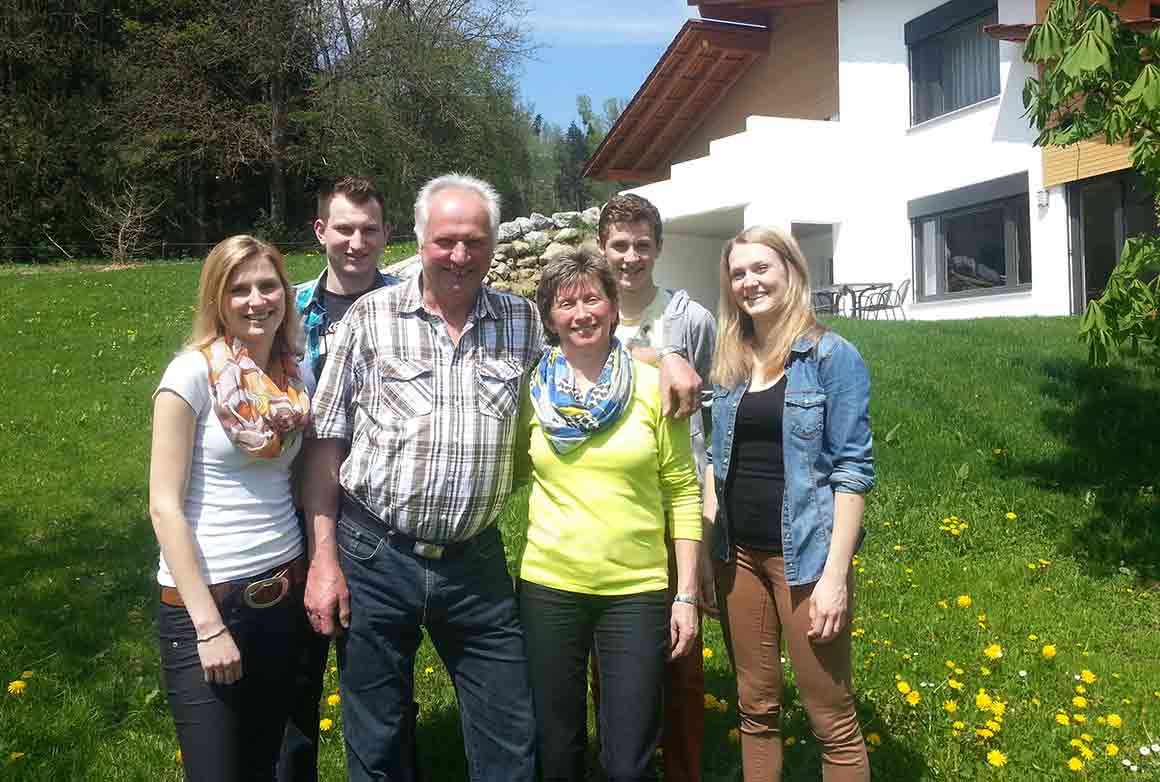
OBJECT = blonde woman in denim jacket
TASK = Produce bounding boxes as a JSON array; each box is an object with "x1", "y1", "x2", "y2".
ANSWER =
[{"x1": 702, "y1": 226, "x2": 874, "y2": 782}]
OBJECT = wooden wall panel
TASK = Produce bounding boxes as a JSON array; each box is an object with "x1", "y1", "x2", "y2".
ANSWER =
[
  {"x1": 669, "y1": 0, "x2": 838, "y2": 166},
  {"x1": 1037, "y1": 1, "x2": 1147, "y2": 186},
  {"x1": 1043, "y1": 140, "x2": 1133, "y2": 187}
]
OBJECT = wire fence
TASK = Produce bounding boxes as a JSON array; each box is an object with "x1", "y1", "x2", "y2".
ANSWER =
[{"x1": 0, "y1": 234, "x2": 418, "y2": 264}]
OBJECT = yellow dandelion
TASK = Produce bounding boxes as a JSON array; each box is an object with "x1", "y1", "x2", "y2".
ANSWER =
[
  {"x1": 985, "y1": 719, "x2": 1001, "y2": 732},
  {"x1": 784, "y1": 736, "x2": 797, "y2": 746},
  {"x1": 1055, "y1": 713, "x2": 1070, "y2": 726},
  {"x1": 1006, "y1": 512, "x2": 1018, "y2": 520},
  {"x1": 956, "y1": 594, "x2": 972, "y2": 608},
  {"x1": 866, "y1": 732, "x2": 882, "y2": 746},
  {"x1": 704, "y1": 694, "x2": 720, "y2": 710},
  {"x1": 1075, "y1": 685, "x2": 1086, "y2": 694},
  {"x1": 1067, "y1": 757, "x2": 1083, "y2": 771},
  {"x1": 1070, "y1": 739, "x2": 1085, "y2": 749},
  {"x1": 1072, "y1": 696, "x2": 1088, "y2": 709},
  {"x1": 952, "y1": 720, "x2": 965, "y2": 730},
  {"x1": 990, "y1": 701, "x2": 1006, "y2": 717},
  {"x1": 175, "y1": 750, "x2": 182, "y2": 764},
  {"x1": 897, "y1": 681, "x2": 912, "y2": 695},
  {"x1": 948, "y1": 678, "x2": 964, "y2": 691},
  {"x1": 1080, "y1": 746, "x2": 1094, "y2": 760},
  {"x1": 319, "y1": 718, "x2": 334, "y2": 732},
  {"x1": 1106, "y1": 743, "x2": 1120, "y2": 757},
  {"x1": 10, "y1": 752, "x2": 26, "y2": 761},
  {"x1": 1041, "y1": 644, "x2": 1057, "y2": 659},
  {"x1": 1106, "y1": 713, "x2": 1122, "y2": 728},
  {"x1": 936, "y1": 600, "x2": 949, "y2": 609},
  {"x1": 1073, "y1": 714, "x2": 1086, "y2": 724},
  {"x1": 702, "y1": 647, "x2": 714, "y2": 660},
  {"x1": 6, "y1": 680, "x2": 26, "y2": 696},
  {"x1": 975, "y1": 690, "x2": 993, "y2": 710},
  {"x1": 976, "y1": 728, "x2": 994, "y2": 739},
  {"x1": 1028, "y1": 633, "x2": 1038, "y2": 640},
  {"x1": 983, "y1": 643, "x2": 1002, "y2": 660},
  {"x1": 945, "y1": 660, "x2": 956, "y2": 669},
  {"x1": 1081, "y1": 734, "x2": 1093, "y2": 743},
  {"x1": 424, "y1": 666, "x2": 434, "y2": 675},
  {"x1": 906, "y1": 691, "x2": 921, "y2": 706},
  {"x1": 1080, "y1": 669, "x2": 1096, "y2": 684},
  {"x1": 987, "y1": 749, "x2": 1008, "y2": 767},
  {"x1": 327, "y1": 693, "x2": 341, "y2": 707},
  {"x1": 943, "y1": 700, "x2": 958, "y2": 714},
  {"x1": 20, "y1": 671, "x2": 33, "y2": 679}
]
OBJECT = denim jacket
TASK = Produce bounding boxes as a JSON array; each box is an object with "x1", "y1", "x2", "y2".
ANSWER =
[{"x1": 709, "y1": 330, "x2": 875, "y2": 586}]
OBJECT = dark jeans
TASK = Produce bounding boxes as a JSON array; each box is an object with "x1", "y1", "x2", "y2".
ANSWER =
[
  {"x1": 159, "y1": 578, "x2": 311, "y2": 782},
  {"x1": 276, "y1": 629, "x2": 330, "y2": 782},
  {"x1": 519, "y1": 580, "x2": 669, "y2": 782},
  {"x1": 336, "y1": 512, "x2": 536, "y2": 782}
]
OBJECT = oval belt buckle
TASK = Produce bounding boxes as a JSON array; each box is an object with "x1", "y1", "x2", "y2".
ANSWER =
[{"x1": 243, "y1": 572, "x2": 290, "y2": 609}]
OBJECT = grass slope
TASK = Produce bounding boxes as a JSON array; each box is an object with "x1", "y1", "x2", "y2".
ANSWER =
[{"x1": 0, "y1": 257, "x2": 1157, "y2": 780}]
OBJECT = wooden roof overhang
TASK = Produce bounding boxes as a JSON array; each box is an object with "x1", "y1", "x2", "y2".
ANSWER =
[
  {"x1": 985, "y1": 17, "x2": 1159, "y2": 42},
  {"x1": 583, "y1": 19, "x2": 770, "y2": 182}
]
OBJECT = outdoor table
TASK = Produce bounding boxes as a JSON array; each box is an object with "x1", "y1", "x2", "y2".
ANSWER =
[{"x1": 839, "y1": 283, "x2": 892, "y2": 319}]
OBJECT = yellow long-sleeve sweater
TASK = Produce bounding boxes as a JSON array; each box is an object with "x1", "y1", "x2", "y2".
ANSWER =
[{"x1": 517, "y1": 361, "x2": 702, "y2": 596}]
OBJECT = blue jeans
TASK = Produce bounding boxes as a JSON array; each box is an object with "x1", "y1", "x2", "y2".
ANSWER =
[
  {"x1": 519, "y1": 581, "x2": 668, "y2": 782},
  {"x1": 336, "y1": 511, "x2": 536, "y2": 782}
]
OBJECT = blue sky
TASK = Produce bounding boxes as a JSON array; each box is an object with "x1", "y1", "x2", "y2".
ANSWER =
[{"x1": 516, "y1": 0, "x2": 698, "y2": 130}]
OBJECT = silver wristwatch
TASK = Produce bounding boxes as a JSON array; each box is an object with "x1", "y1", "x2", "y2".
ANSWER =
[{"x1": 672, "y1": 592, "x2": 698, "y2": 607}]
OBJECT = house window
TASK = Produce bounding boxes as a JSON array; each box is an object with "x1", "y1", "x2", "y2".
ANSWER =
[
  {"x1": 910, "y1": 173, "x2": 1032, "y2": 300},
  {"x1": 907, "y1": 0, "x2": 1000, "y2": 124}
]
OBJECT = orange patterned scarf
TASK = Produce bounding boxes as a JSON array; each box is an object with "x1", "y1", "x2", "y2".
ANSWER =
[{"x1": 201, "y1": 338, "x2": 311, "y2": 458}]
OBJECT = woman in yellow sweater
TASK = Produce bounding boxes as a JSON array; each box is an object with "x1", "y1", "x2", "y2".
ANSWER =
[{"x1": 516, "y1": 246, "x2": 702, "y2": 782}]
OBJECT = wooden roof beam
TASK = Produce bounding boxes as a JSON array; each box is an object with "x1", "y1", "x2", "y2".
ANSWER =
[
  {"x1": 635, "y1": 52, "x2": 732, "y2": 171},
  {"x1": 607, "y1": 44, "x2": 714, "y2": 171}
]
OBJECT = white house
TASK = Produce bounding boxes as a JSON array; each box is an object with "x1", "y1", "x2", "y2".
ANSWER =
[{"x1": 584, "y1": 0, "x2": 1158, "y2": 319}]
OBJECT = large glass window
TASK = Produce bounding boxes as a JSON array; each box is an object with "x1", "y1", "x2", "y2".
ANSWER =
[
  {"x1": 909, "y1": 6, "x2": 999, "y2": 124},
  {"x1": 912, "y1": 193, "x2": 1032, "y2": 300}
]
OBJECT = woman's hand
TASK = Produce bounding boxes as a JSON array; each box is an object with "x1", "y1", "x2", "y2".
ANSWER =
[
  {"x1": 670, "y1": 602, "x2": 699, "y2": 660},
  {"x1": 807, "y1": 572, "x2": 849, "y2": 644},
  {"x1": 198, "y1": 628, "x2": 243, "y2": 685}
]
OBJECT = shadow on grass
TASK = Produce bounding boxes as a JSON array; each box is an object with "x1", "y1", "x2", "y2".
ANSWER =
[
  {"x1": 702, "y1": 657, "x2": 928, "y2": 781},
  {"x1": 1015, "y1": 358, "x2": 1160, "y2": 581}
]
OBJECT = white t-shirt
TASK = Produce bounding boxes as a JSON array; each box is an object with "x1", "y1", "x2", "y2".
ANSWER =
[
  {"x1": 154, "y1": 351, "x2": 303, "y2": 587},
  {"x1": 616, "y1": 288, "x2": 672, "y2": 351}
]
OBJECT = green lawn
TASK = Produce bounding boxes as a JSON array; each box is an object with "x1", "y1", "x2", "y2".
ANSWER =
[{"x1": 1, "y1": 257, "x2": 1158, "y2": 780}]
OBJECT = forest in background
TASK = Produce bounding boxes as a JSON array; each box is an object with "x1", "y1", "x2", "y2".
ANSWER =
[{"x1": 1, "y1": 0, "x2": 626, "y2": 261}]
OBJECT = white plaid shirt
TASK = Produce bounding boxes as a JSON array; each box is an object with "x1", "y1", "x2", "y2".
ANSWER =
[{"x1": 311, "y1": 273, "x2": 545, "y2": 543}]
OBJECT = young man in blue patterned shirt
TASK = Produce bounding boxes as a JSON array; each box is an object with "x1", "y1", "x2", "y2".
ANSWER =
[{"x1": 279, "y1": 176, "x2": 401, "y2": 782}]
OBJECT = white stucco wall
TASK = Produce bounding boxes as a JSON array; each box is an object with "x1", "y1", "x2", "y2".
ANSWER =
[
  {"x1": 628, "y1": 0, "x2": 1074, "y2": 321},
  {"x1": 659, "y1": 233, "x2": 727, "y2": 315}
]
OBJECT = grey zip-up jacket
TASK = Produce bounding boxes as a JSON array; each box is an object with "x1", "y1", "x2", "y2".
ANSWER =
[{"x1": 660, "y1": 288, "x2": 716, "y2": 480}]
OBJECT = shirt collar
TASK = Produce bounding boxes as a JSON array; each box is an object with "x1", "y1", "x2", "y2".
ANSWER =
[{"x1": 401, "y1": 272, "x2": 500, "y2": 322}]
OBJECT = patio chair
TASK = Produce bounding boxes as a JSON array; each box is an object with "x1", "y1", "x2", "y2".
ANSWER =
[
  {"x1": 860, "y1": 279, "x2": 910, "y2": 320},
  {"x1": 852, "y1": 283, "x2": 893, "y2": 319},
  {"x1": 812, "y1": 289, "x2": 841, "y2": 316}
]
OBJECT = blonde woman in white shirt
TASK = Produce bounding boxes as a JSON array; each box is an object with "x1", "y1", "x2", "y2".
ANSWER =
[{"x1": 149, "y1": 235, "x2": 312, "y2": 782}]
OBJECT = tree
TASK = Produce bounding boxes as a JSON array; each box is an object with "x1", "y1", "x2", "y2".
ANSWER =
[
  {"x1": 554, "y1": 122, "x2": 590, "y2": 211},
  {"x1": 1023, "y1": 0, "x2": 1160, "y2": 366}
]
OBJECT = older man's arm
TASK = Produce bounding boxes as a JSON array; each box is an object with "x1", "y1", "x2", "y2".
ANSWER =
[
  {"x1": 658, "y1": 352, "x2": 703, "y2": 420},
  {"x1": 303, "y1": 438, "x2": 350, "y2": 636}
]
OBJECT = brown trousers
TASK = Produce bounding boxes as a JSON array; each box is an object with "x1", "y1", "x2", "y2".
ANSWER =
[
  {"x1": 591, "y1": 546, "x2": 704, "y2": 782},
  {"x1": 716, "y1": 547, "x2": 869, "y2": 782}
]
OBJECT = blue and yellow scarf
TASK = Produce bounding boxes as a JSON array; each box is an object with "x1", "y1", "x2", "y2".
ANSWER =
[{"x1": 529, "y1": 340, "x2": 634, "y2": 454}]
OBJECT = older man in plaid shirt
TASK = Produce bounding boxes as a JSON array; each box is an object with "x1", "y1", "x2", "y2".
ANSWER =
[{"x1": 302, "y1": 174, "x2": 542, "y2": 782}]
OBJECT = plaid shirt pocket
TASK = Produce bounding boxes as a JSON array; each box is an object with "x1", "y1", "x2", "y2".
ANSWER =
[
  {"x1": 379, "y1": 359, "x2": 434, "y2": 418},
  {"x1": 475, "y1": 358, "x2": 524, "y2": 419}
]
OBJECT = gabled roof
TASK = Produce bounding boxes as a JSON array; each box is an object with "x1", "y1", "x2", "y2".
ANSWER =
[{"x1": 583, "y1": 19, "x2": 769, "y2": 182}]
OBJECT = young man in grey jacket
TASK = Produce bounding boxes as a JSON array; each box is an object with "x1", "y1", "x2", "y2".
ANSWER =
[{"x1": 597, "y1": 193, "x2": 716, "y2": 782}]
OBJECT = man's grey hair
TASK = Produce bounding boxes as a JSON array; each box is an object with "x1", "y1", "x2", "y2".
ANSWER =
[{"x1": 413, "y1": 173, "x2": 502, "y2": 249}]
